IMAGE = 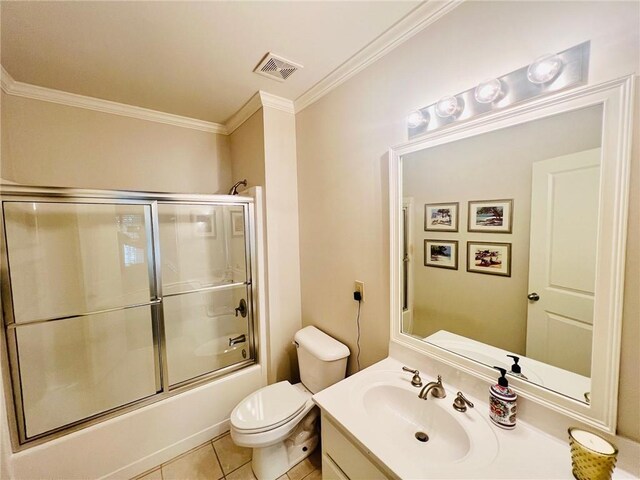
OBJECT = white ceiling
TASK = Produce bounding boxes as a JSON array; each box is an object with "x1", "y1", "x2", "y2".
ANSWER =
[{"x1": 1, "y1": 1, "x2": 421, "y2": 124}]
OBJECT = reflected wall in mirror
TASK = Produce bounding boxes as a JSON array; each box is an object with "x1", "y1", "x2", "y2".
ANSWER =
[
  {"x1": 392, "y1": 77, "x2": 633, "y2": 432},
  {"x1": 401, "y1": 105, "x2": 602, "y2": 403}
]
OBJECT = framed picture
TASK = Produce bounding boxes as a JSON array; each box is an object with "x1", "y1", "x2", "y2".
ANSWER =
[
  {"x1": 192, "y1": 211, "x2": 217, "y2": 238},
  {"x1": 231, "y1": 211, "x2": 245, "y2": 237},
  {"x1": 467, "y1": 241, "x2": 511, "y2": 277},
  {"x1": 424, "y1": 202, "x2": 459, "y2": 232},
  {"x1": 424, "y1": 239, "x2": 458, "y2": 270},
  {"x1": 467, "y1": 199, "x2": 513, "y2": 233}
]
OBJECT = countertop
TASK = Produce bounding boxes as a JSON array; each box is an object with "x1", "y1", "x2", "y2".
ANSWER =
[{"x1": 312, "y1": 357, "x2": 636, "y2": 479}]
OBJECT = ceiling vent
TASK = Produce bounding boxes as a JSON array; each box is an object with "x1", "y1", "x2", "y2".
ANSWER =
[{"x1": 254, "y1": 52, "x2": 303, "y2": 82}]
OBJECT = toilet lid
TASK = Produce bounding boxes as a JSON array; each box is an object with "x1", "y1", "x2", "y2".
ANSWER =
[{"x1": 231, "y1": 381, "x2": 309, "y2": 433}]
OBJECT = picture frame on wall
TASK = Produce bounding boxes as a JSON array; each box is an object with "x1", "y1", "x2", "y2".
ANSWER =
[
  {"x1": 467, "y1": 199, "x2": 513, "y2": 233},
  {"x1": 231, "y1": 211, "x2": 245, "y2": 237},
  {"x1": 467, "y1": 241, "x2": 511, "y2": 277},
  {"x1": 424, "y1": 202, "x2": 459, "y2": 232},
  {"x1": 424, "y1": 239, "x2": 458, "y2": 270}
]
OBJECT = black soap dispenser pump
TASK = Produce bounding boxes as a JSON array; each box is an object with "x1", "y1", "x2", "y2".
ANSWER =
[
  {"x1": 507, "y1": 355, "x2": 528, "y2": 380},
  {"x1": 489, "y1": 366, "x2": 517, "y2": 429}
]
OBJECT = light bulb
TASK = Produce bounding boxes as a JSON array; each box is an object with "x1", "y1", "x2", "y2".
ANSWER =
[
  {"x1": 435, "y1": 96, "x2": 461, "y2": 118},
  {"x1": 407, "y1": 110, "x2": 428, "y2": 129},
  {"x1": 527, "y1": 54, "x2": 563, "y2": 85},
  {"x1": 474, "y1": 78, "x2": 502, "y2": 104}
]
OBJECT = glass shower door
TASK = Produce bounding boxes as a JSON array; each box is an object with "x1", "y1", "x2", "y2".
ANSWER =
[
  {"x1": 158, "y1": 203, "x2": 252, "y2": 387},
  {"x1": 2, "y1": 201, "x2": 159, "y2": 439}
]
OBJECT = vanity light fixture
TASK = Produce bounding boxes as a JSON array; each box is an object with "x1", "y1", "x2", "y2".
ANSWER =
[
  {"x1": 407, "y1": 110, "x2": 428, "y2": 129},
  {"x1": 474, "y1": 78, "x2": 503, "y2": 104},
  {"x1": 406, "y1": 41, "x2": 589, "y2": 139},
  {"x1": 435, "y1": 96, "x2": 462, "y2": 118},
  {"x1": 527, "y1": 54, "x2": 563, "y2": 85}
]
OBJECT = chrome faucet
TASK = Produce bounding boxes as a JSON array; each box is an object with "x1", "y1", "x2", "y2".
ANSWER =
[{"x1": 418, "y1": 375, "x2": 446, "y2": 400}]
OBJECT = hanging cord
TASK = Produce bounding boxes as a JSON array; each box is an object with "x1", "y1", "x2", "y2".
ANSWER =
[{"x1": 355, "y1": 299, "x2": 362, "y2": 372}]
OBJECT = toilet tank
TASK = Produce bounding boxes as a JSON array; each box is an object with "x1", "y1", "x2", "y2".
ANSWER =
[{"x1": 294, "y1": 326, "x2": 350, "y2": 394}]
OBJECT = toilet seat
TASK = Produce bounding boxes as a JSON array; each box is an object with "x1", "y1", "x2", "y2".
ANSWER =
[{"x1": 231, "y1": 381, "x2": 310, "y2": 434}]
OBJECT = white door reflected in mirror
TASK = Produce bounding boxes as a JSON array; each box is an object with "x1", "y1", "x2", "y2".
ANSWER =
[{"x1": 526, "y1": 148, "x2": 600, "y2": 377}]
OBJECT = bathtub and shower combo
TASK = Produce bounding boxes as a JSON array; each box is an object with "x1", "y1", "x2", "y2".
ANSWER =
[{"x1": 0, "y1": 186, "x2": 260, "y2": 461}]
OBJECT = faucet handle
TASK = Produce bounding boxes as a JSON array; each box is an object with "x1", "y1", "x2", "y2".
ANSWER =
[
  {"x1": 453, "y1": 391, "x2": 474, "y2": 412},
  {"x1": 402, "y1": 366, "x2": 423, "y2": 387}
]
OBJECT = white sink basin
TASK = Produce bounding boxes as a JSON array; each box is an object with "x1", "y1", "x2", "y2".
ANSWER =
[
  {"x1": 363, "y1": 384, "x2": 471, "y2": 462},
  {"x1": 340, "y1": 369, "x2": 499, "y2": 475}
]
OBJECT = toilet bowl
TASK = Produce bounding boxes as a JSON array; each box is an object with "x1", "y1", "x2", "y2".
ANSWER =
[
  {"x1": 230, "y1": 326, "x2": 349, "y2": 480},
  {"x1": 231, "y1": 382, "x2": 319, "y2": 480}
]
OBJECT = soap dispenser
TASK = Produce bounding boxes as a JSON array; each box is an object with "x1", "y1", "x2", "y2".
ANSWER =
[
  {"x1": 489, "y1": 366, "x2": 517, "y2": 429},
  {"x1": 507, "y1": 354, "x2": 528, "y2": 380}
]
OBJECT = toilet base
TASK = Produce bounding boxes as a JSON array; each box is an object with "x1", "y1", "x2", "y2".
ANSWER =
[{"x1": 251, "y1": 408, "x2": 319, "y2": 480}]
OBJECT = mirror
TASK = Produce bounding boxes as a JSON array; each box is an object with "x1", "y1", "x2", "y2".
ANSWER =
[
  {"x1": 403, "y1": 105, "x2": 602, "y2": 402},
  {"x1": 390, "y1": 77, "x2": 633, "y2": 432}
]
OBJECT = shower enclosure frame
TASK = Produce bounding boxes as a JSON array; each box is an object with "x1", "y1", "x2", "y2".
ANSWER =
[{"x1": 0, "y1": 185, "x2": 259, "y2": 450}]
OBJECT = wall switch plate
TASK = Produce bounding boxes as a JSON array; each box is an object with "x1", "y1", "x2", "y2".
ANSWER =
[{"x1": 354, "y1": 281, "x2": 365, "y2": 302}]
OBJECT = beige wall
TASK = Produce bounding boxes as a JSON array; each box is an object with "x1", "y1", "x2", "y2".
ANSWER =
[
  {"x1": 230, "y1": 109, "x2": 265, "y2": 188},
  {"x1": 1, "y1": 93, "x2": 231, "y2": 193},
  {"x1": 262, "y1": 107, "x2": 302, "y2": 383},
  {"x1": 295, "y1": 1, "x2": 639, "y2": 441},
  {"x1": 230, "y1": 106, "x2": 302, "y2": 383}
]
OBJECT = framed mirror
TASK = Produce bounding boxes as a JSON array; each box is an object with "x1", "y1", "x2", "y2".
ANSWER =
[{"x1": 389, "y1": 76, "x2": 634, "y2": 433}]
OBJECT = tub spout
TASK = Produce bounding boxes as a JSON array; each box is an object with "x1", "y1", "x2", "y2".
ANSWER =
[{"x1": 229, "y1": 334, "x2": 246, "y2": 347}]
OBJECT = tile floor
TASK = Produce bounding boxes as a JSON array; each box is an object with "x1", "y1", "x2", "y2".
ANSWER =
[{"x1": 134, "y1": 432, "x2": 321, "y2": 480}]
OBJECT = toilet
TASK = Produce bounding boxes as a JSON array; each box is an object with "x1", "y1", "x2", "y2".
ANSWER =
[{"x1": 230, "y1": 326, "x2": 350, "y2": 480}]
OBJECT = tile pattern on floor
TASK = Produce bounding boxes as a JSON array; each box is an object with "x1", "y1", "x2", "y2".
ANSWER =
[{"x1": 134, "y1": 432, "x2": 321, "y2": 480}]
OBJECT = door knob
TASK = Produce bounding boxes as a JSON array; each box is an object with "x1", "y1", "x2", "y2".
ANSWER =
[{"x1": 527, "y1": 293, "x2": 540, "y2": 301}]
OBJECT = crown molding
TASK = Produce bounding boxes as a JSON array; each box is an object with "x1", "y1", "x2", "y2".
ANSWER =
[
  {"x1": 1, "y1": 66, "x2": 16, "y2": 92},
  {"x1": 1, "y1": 67, "x2": 295, "y2": 136},
  {"x1": 224, "y1": 92, "x2": 263, "y2": 134},
  {"x1": 1, "y1": 1, "x2": 457, "y2": 132},
  {"x1": 224, "y1": 91, "x2": 295, "y2": 135},
  {"x1": 293, "y1": 0, "x2": 462, "y2": 113},
  {"x1": 259, "y1": 91, "x2": 295, "y2": 114},
  {"x1": 0, "y1": 67, "x2": 228, "y2": 135}
]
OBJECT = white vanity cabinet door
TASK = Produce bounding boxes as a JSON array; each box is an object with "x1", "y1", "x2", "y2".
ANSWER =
[
  {"x1": 321, "y1": 412, "x2": 390, "y2": 480},
  {"x1": 322, "y1": 454, "x2": 349, "y2": 480}
]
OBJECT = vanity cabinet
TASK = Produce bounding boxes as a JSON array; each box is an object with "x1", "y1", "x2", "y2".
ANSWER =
[
  {"x1": 314, "y1": 357, "x2": 639, "y2": 479},
  {"x1": 320, "y1": 412, "x2": 391, "y2": 480}
]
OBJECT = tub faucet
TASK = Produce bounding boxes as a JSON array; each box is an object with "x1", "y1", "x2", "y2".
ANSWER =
[
  {"x1": 418, "y1": 375, "x2": 446, "y2": 400},
  {"x1": 229, "y1": 334, "x2": 246, "y2": 347}
]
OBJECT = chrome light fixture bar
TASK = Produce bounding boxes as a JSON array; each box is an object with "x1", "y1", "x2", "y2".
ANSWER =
[{"x1": 407, "y1": 41, "x2": 590, "y2": 139}]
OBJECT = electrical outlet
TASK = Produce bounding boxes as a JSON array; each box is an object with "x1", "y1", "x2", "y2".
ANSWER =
[{"x1": 354, "y1": 281, "x2": 365, "y2": 302}]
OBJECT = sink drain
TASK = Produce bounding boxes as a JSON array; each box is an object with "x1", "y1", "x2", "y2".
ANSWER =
[{"x1": 415, "y1": 431, "x2": 429, "y2": 443}]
